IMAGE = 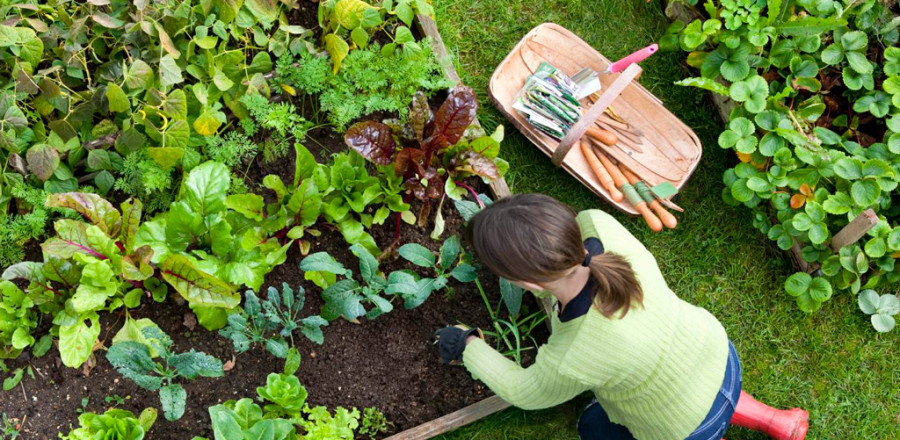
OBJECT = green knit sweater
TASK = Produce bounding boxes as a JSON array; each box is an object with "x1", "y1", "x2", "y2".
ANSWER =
[{"x1": 463, "y1": 209, "x2": 729, "y2": 440}]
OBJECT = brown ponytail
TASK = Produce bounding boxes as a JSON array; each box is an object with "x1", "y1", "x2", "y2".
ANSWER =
[{"x1": 466, "y1": 194, "x2": 643, "y2": 319}]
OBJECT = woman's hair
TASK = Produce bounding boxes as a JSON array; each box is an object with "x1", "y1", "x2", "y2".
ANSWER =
[{"x1": 465, "y1": 194, "x2": 643, "y2": 318}]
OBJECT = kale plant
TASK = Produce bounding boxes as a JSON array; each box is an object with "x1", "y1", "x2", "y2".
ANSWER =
[
  {"x1": 106, "y1": 326, "x2": 224, "y2": 421},
  {"x1": 219, "y1": 283, "x2": 329, "y2": 358},
  {"x1": 300, "y1": 244, "x2": 395, "y2": 321}
]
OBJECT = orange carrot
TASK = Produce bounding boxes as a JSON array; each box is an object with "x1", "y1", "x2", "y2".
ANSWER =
[{"x1": 585, "y1": 127, "x2": 618, "y2": 146}]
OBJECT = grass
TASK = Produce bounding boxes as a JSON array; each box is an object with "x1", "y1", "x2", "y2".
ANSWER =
[{"x1": 430, "y1": 0, "x2": 900, "y2": 439}]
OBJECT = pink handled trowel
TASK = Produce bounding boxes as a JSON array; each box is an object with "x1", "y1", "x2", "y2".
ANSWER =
[{"x1": 572, "y1": 44, "x2": 658, "y2": 99}]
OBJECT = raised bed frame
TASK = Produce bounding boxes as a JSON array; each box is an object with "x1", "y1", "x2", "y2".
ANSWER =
[{"x1": 662, "y1": 0, "x2": 879, "y2": 274}]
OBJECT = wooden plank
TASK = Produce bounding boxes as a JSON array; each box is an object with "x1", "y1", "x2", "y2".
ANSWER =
[
  {"x1": 383, "y1": 396, "x2": 512, "y2": 440},
  {"x1": 832, "y1": 209, "x2": 878, "y2": 251},
  {"x1": 415, "y1": 14, "x2": 462, "y2": 85}
]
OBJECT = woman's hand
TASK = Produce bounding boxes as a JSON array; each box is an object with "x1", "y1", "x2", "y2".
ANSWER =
[{"x1": 434, "y1": 325, "x2": 483, "y2": 364}]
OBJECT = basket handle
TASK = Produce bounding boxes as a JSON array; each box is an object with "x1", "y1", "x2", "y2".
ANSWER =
[{"x1": 551, "y1": 63, "x2": 642, "y2": 167}]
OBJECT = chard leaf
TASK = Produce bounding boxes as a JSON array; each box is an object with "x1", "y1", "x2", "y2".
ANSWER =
[
  {"x1": 59, "y1": 315, "x2": 101, "y2": 368},
  {"x1": 160, "y1": 255, "x2": 240, "y2": 309},
  {"x1": 47, "y1": 192, "x2": 122, "y2": 237},
  {"x1": 408, "y1": 91, "x2": 433, "y2": 140},
  {"x1": 345, "y1": 121, "x2": 397, "y2": 165},
  {"x1": 429, "y1": 86, "x2": 478, "y2": 148},
  {"x1": 180, "y1": 161, "x2": 230, "y2": 217},
  {"x1": 120, "y1": 198, "x2": 143, "y2": 252}
]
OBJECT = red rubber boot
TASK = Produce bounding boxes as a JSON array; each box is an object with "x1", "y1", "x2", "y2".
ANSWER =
[{"x1": 730, "y1": 390, "x2": 808, "y2": 440}]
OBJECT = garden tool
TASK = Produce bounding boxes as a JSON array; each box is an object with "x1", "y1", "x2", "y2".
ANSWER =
[
  {"x1": 730, "y1": 391, "x2": 809, "y2": 440},
  {"x1": 620, "y1": 166, "x2": 677, "y2": 229},
  {"x1": 593, "y1": 147, "x2": 663, "y2": 232},
  {"x1": 570, "y1": 44, "x2": 658, "y2": 99}
]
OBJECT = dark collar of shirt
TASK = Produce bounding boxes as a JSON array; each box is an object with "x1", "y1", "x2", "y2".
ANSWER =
[{"x1": 558, "y1": 237, "x2": 604, "y2": 323}]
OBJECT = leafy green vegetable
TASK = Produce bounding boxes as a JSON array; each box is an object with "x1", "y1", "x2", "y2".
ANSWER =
[
  {"x1": 106, "y1": 326, "x2": 223, "y2": 421},
  {"x1": 58, "y1": 408, "x2": 156, "y2": 440},
  {"x1": 219, "y1": 283, "x2": 328, "y2": 358}
]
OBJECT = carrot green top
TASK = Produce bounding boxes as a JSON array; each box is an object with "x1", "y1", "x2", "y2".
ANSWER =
[{"x1": 462, "y1": 209, "x2": 729, "y2": 440}]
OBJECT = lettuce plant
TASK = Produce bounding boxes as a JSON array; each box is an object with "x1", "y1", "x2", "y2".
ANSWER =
[
  {"x1": 200, "y1": 356, "x2": 364, "y2": 440},
  {"x1": 58, "y1": 408, "x2": 156, "y2": 440},
  {"x1": 235, "y1": 147, "x2": 410, "y2": 257},
  {"x1": 345, "y1": 88, "x2": 507, "y2": 229},
  {"x1": 106, "y1": 326, "x2": 223, "y2": 421},
  {"x1": 219, "y1": 283, "x2": 329, "y2": 358},
  {"x1": 0, "y1": 281, "x2": 37, "y2": 359}
]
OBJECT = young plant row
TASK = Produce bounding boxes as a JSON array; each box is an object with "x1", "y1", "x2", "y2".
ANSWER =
[
  {"x1": 663, "y1": 0, "x2": 900, "y2": 329},
  {"x1": 58, "y1": 345, "x2": 389, "y2": 439}
]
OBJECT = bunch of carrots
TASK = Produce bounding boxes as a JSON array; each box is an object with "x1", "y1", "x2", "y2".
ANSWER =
[{"x1": 581, "y1": 128, "x2": 677, "y2": 232}]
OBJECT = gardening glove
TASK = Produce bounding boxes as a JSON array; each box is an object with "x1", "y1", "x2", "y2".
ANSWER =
[{"x1": 434, "y1": 325, "x2": 483, "y2": 365}]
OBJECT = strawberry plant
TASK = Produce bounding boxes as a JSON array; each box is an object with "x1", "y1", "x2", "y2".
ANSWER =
[
  {"x1": 664, "y1": 0, "x2": 900, "y2": 327},
  {"x1": 219, "y1": 283, "x2": 329, "y2": 358},
  {"x1": 106, "y1": 325, "x2": 224, "y2": 421}
]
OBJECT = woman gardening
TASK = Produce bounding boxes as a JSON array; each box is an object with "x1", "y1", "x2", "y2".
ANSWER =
[{"x1": 435, "y1": 194, "x2": 809, "y2": 440}]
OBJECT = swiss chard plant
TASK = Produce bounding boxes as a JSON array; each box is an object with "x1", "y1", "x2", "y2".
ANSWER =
[
  {"x1": 317, "y1": 0, "x2": 433, "y2": 73},
  {"x1": 135, "y1": 161, "x2": 286, "y2": 329},
  {"x1": 664, "y1": 0, "x2": 900, "y2": 327},
  {"x1": 58, "y1": 407, "x2": 157, "y2": 440},
  {"x1": 346, "y1": 88, "x2": 507, "y2": 233},
  {"x1": 106, "y1": 325, "x2": 224, "y2": 421},
  {"x1": 219, "y1": 283, "x2": 329, "y2": 358},
  {"x1": 2, "y1": 193, "x2": 158, "y2": 367}
]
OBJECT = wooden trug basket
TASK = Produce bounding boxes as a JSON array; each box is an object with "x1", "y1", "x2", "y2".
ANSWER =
[{"x1": 488, "y1": 23, "x2": 703, "y2": 215}]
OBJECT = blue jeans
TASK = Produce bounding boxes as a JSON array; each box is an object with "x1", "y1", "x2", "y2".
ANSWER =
[{"x1": 577, "y1": 341, "x2": 742, "y2": 440}]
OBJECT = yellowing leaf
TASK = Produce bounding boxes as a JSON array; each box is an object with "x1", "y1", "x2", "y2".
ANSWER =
[
  {"x1": 324, "y1": 33, "x2": 349, "y2": 74},
  {"x1": 193, "y1": 112, "x2": 222, "y2": 136},
  {"x1": 147, "y1": 147, "x2": 185, "y2": 169},
  {"x1": 155, "y1": 22, "x2": 181, "y2": 59}
]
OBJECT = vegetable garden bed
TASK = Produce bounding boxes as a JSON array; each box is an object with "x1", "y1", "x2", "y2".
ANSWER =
[{"x1": 0, "y1": 1, "x2": 546, "y2": 439}]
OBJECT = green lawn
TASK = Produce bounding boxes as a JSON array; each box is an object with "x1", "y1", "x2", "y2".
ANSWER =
[{"x1": 430, "y1": 0, "x2": 899, "y2": 439}]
